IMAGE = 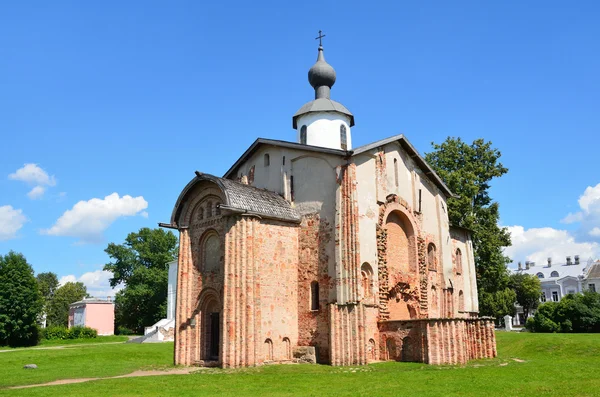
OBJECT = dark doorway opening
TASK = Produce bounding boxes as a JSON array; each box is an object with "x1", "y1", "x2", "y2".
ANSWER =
[{"x1": 209, "y1": 312, "x2": 220, "y2": 360}]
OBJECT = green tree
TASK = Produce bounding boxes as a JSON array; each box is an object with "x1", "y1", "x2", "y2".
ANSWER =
[
  {"x1": 104, "y1": 227, "x2": 178, "y2": 334},
  {"x1": 510, "y1": 273, "x2": 542, "y2": 319},
  {"x1": 0, "y1": 251, "x2": 43, "y2": 346},
  {"x1": 36, "y1": 272, "x2": 59, "y2": 301},
  {"x1": 46, "y1": 282, "x2": 88, "y2": 327},
  {"x1": 479, "y1": 288, "x2": 517, "y2": 325},
  {"x1": 425, "y1": 137, "x2": 512, "y2": 317}
]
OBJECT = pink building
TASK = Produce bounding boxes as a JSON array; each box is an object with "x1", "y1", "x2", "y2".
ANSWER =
[{"x1": 68, "y1": 298, "x2": 115, "y2": 335}]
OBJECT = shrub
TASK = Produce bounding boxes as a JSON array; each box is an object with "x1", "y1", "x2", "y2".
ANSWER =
[
  {"x1": 116, "y1": 326, "x2": 134, "y2": 336},
  {"x1": 42, "y1": 325, "x2": 97, "y2": 340},
  {"x1": 527, "y1": 291, "x2": 600, "y2": 333},
  {"x1": 43, "y1": 325, "x2": 68, "y2": 340}
]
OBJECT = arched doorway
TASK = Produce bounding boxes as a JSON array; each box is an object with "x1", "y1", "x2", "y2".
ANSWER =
[{"x1": 198, "y1": 289, "x2": 221, "y2": 362}]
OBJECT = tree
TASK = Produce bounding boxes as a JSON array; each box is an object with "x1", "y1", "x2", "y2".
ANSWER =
[
  {"x1": 479, "y1": 288, "x2": 517, "y2": 326},
  {"x1": 104, "y1": 227, "x2": 178, "y2": 333},
  {"x1": 0, "y1": 251, "x2": 43, "y2": 346},
  {"x1": 425, "y1": 137, "x2": 512, "y2": 317},
  {"x1": 510, "y1": 273, "x2": 542, "y2": 319},
  {"x1": 526, "y1": 291, "x2": 600, "y2": 333},
  {"x1": 46, "y1": 282, "x2": 88, "y2": 327},
  {"x1": 36, "y1": 272, "x2": 59, "y2": 301}
]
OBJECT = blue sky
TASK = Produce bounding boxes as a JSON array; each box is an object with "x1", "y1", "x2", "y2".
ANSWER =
[{"x1": 1, "y1": 1, "x2": 599, "y2": 296}]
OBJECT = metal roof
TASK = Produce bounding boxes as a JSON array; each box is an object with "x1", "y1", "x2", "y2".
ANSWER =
[
  {"x1": 516, "y1": 262, "x2": 589, "y2": 280},
  {"x1": 292, "y1": 98, "x2": 355, "y2": 129},
  {"x1": 169, "y1": 172, "x2": 300, "y2": 226},
  {"x1": 353, "y1": 134, "x2": 454, "y2": 198},
  {"x1": 587, "y1": 262, "x2": 600, "y2": 279},
  {"x1": 223, "y1": 138, "x2": 348, "y2": 179}
]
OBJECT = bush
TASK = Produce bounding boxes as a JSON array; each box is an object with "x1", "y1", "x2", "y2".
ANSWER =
[
  {"x1": 42, "y1": 325, "x2": 97, "y2": 340},
  {"x1": 116, "y1": 326, "x2": 134, "y2": 336},
  {"x1": 527, "y1": 291, "x2": 600, "y2": 333}
]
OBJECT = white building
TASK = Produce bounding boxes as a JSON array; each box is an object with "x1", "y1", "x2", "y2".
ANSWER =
[{"x1": 512, "y1": 256, "x2": 600, "y2": 325}]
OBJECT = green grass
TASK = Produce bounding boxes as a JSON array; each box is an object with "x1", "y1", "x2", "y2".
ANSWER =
[
  {"x1": 0, "y1": 341, "x2": 173, "y2": 388},
  {"x1": 1, "y1": 333, "x2": 600, "y2": 396},
  {"x1": 0, "y1": 335, "x2": 130, "y2": 350}
]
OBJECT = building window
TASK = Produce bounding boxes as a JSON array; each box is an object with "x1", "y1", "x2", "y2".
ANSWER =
[
  {"x1": 310, "y1": 281, "x2": 319, "y2": 311},
  {"x1": 206, "y1": 201, "x2": 213, "y2": 218},
  {"x1": 394, "y1": 158, "x2": 399, "y2": 187},
  {"x1": 550, "y1": 271, "x2": 559, "y2": 278},
  {"x1": 300, "y1": 125, "x2": 307, "y2": 145},
  {"x1": 361, "y1": 263, "x2": 373, "y2": 298},
  {"x1": 340, "y1": 125, "x2": 347, "y2": 150},
  {"x1": 458, "y1": 290, "x2": 464, "y2": 312},
  {"x1": 282, "y1": 156, "x2": 285, "y2": 165},
  {"x1": 264, "y1": 153, "x2": 270, "y2": 167},
  {"x1": 536, "y1": 272, "x2": 544, "y2": 279},
  {"x1": 455, "y1": 249, "x2": 462, "y2": 275},
  {"x1": 540, "y1": 292, "x2": 546, "y2": 302},
  {"x1": 552, "y1": 291, "x2": 559, "y2": 302},
  {"x1": 427, "y1": 243, "x2": 437, "y2": 271},
  {"x1": 589, "y1": 283, "x2": 596, "y2": 293},
  {"x1": 201, "y1": 232, "x2": 221, "y2": 272},
  {"x1": 567, "y1": 290, "x2": 575, "y2": 295},
  {"x1": 264, "y1": 339, "x2": 273, "y2": 361}
]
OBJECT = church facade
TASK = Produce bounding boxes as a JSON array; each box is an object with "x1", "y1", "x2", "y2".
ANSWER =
[{"x1": 162, "y1": 43, "x2": 496, "y2": 368}]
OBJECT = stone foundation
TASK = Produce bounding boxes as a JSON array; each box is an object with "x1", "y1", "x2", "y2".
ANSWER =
[{"x1": 379, "y1": 317, "x2": 496, "y2": 365}]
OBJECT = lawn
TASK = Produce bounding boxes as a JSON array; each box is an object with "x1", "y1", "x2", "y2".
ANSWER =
[{"x1": 1, "y1": 332, "x2": 599, "y2": 396}]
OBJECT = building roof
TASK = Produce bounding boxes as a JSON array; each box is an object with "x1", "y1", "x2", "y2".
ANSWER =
[
  {"x1": 292, "y1": 98, "x2": 355, "y2": 129},
  {"x1": 168, "y1": 172, "x2": 300, "y2": 227},
  {"x1": 223, "y1": 135, "x2": 453, "y2": 199},
  {"x1": 292, "y1": 45, "x2": 355, "y2": 129},
  {"x1": 69, "y1": 298, "x2": 113, "y2": 307},
  {"x1": 517, "y1": 262, "x2": 589, "y2": 281},
  {"x1": 353, "y1": 134, "x2": 454, "y2": 198},
  {"x1": 587, "y1": 262, "x2": 600, "y2": 279},
  {"x1": 223, "y1": 138, "x2": 348, "y2": 179}
]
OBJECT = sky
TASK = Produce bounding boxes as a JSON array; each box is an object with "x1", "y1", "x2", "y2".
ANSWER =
[{"x1": 1, "y1": 1, "x2": 599, "y2": 297}]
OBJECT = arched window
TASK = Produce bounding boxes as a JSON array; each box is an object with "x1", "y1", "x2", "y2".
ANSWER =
[
  {"x1": 264, "y1": 339, "x2": 273, "y2": 361},
  {"x1": 361, "y1": 263, "x2": 373, "y2": 298},
  {"x1": 264, "y1": 153, "x2": 270, "y2": 167},
  {"x1": 551, "y1": 271, "x2": 559, "y2": 278},
  {"x1": 282, "y1": 337, "x2": 291, "y2": 360},
  {"x1": 536, "y1": 272, "x2": 544, "y2": 279},
  {"x1": 394, "y1": 158, "x2": 399, "y2": 187},
  {"x1": 458, "y1": 290, "x2": 464, "y2": 312},
  {"x1": 206, "y1": 200, "x2": 213, "y2": 218},
  {"x1": 455, "y1": 249, "x2": 463, "y2": 274},
  {"x1": 427, "y1": 243, "x2": 437, "y2": 271},
  {"x1": 202, "y1": 232, "x2": 221, "y2": 272},
  {"x1": 300, "y1": 125, "x2": 307, "y2": 145},
  {"x1": 310, "y1": 281, "x2": 319, "y2": 311},
  {"x1": 197, "y1": 205, "x2": 204, "y2": 220},
  {"x1": 368, "y1": 338, "x2": 377, "y2": 361},
  {"x1": 340, "y1": 125, "x2": 347, "y2": 150}
]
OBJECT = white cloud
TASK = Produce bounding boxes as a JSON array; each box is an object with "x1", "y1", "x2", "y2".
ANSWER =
[
  {"x1": 59, "y1": 270, "x2": 123, "y2": 298},
  {"x1": 9, "y1": 163, "x2": 57, "y2": 199},
  {"x1": 27, "y1": 186, "x2": 46, "y2": 200},
  {"x1": 504, "y1": 225, "x2": 600, "y2": 267},
  {"x1": 590, "y1": 227, "x2": 600, "y2": 237},
  {"x1": 42, "y1": 193, "x2": 148, "y2": 243},
  {"x1": 562, "y1": 183, "x2": 600, "y2": 228},
  {"x1": 0, "y1": 205, "x2": 27, "y2": 240}
]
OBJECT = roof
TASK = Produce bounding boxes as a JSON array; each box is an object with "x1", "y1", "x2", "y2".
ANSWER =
[
  {"x1": 517, "y1": 262, "x2": 589, "y2": 281},
  {"x1": 70, "y1": 298, "x2": 113, "y2": 307},
  {"x1": 353, "y1": 134, "x2": 454, "y2": 198},
  {"x1": 223, "y1": 138, "x2": 348, "y2": 179},
  {"x1": 223, "y1": 135, "x2": 453, "y2": 198},
  {"x1": 292, "y1": 98, "x2": 355, "y2": 129},
  {"x1": 169, "y1": 172, "x2": 300, "y2": 226},
  {"x1": 587, "y1": 262, "x2": 600, "y2": 279}
]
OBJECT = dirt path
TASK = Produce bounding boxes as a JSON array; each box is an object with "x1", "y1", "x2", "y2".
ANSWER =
[
  {"x1": 7, "y1": 367, "x2": 200, "y2": 389},
  {"x1": 0, "y1": 341, "x2": 126, "y2": 353}
]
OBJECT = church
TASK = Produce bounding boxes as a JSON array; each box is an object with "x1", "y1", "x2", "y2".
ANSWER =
[{"x1": 160, "y1": 38, "x2": 497, "y2": 367}]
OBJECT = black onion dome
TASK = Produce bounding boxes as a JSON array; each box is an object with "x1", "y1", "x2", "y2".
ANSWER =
[{"x1": 308, "y1": 46, "x2": 336, "y2": 89}]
